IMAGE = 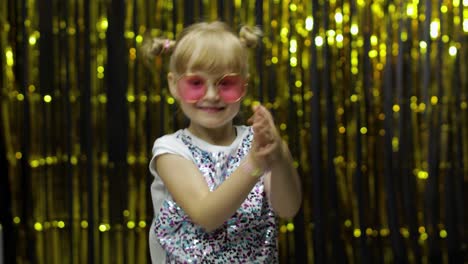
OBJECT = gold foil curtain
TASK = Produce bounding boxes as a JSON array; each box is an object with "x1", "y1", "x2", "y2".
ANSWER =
[{"x1": 0, "y1": 0, "x2": 467, "y2": 263}]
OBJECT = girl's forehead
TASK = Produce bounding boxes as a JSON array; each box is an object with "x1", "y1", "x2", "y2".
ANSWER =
[
  {"x1": 181, "y1": 70, "x2": 240, "y2": 79},
  {"x1": 186, "y1": 66, "x2": 237, "y2": 74}
]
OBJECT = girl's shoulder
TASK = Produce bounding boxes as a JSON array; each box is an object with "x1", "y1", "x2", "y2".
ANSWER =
[
  {"x1": 151, "y1": 129, "x2": 189, "y2": 155},
  {"x1": 149, "y1": 129, "x2": 192, "y2": 177},
  {"x1": 154, "y1": 129, "x2": 185, "y2": 145}
]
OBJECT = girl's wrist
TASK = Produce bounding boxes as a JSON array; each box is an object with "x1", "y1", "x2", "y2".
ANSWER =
[
  {"x1": 269, "y1": 139, "x2": 286, "y2": 163},
  {"x1": 242, "y1": 155, "x2": 265, "y2": 178}
]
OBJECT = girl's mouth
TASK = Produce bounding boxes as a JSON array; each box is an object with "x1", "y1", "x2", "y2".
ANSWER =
[{"x1": 197, "y1": 106, "x2": 226, "y2": 113}]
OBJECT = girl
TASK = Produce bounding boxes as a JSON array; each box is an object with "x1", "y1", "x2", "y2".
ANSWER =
[{"x1": 144, "y1": 21, "x2": 302, "y2": 263}]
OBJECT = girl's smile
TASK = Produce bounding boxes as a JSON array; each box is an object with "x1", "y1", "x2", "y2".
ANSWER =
[
  {"x1": 195, "y1": 102, "x2": 227, "y2": 112},
  {"x1": 197, "y1": 106, "x2": 226, "y2": 113}
]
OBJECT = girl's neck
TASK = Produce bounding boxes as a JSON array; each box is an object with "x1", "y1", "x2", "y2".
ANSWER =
[{"x1": 187, "y1": 123, "x2": 237, "y2": 146}]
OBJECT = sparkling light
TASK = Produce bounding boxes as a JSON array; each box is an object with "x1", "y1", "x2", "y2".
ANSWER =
[
  {"x1": 344, "y1": 220, "x2": 352, "y2": 227},
  {"x1": 406, "y1": 5, "x2": 414, "y2": 16},
  {"x1": 289, "y1": 39, "x2": 297, "y2": 53},
  {"x1": 99, "y1": 224, "x2": 107, "y2": 232},
  {"x1": 315, "y1": 36, "x2": 324, "y2": 47},
  {"x1": 280, "y1": 27, "x2": 289, "y2": 38},
  {"x1": 99, "y1": 18, "x2": 108, "y2": 31},
  {"x1": 127, "y1": 221, "x2": 135, "y2": 229},
  {"x1": 353, "y1": 229, "x2": 361, "y2": 237},
  {"x1": 430, "y1": 20, "x2": 440, "y2": 39},
  {"x1": 440, "y1": 230, "x2": 448, "y2": 238},
  {"x1": 289, "y1": 4, "x2": 297, "y2": 11},
  {"x1": 280, "y1": 225, "x2": 287, "y2": 233},
  {"x1": 417, "y1": 170, "x2": 429, "y2": 179},
  {"x1": 136, "y1": 35, "x2": 143, "y2": 43},
  {"x1": 6, "y1": 48, "x2": 14, "y2": 66},
  {"x1": 335, "y1": 12, "x2": 343, "y2": 24},
  {"x1": 350, "y1": 24, "x2": 359, "y2": 35},
  {"x1": 370, "y1": 35, "x2": 378, "y2": 46},
  {"x1": 449, "y1": 46, "x2": 457, "y2": 56},
  {"x1": 440, "y1": 5, "x2": 448, "y2": 13},
  {"x1": 29, "y1": 35, "x2": 37, "y2": 45},
  {"x1": 305, "y1": 16, "x2": 314, "y2": 31},
  {"x1": 336, "y1": 34, "x2": 344, "y2": 43},
  {"x1": 368, "y1": 50, "x2": 378, "y2": 58},
  {"x1": 290, "y1": 57, "x2": 298, "y2": 67},
  {"x1": 419, "y1": 41, "x2": 427, "y2": 49},
  {"x1": 420, "y1": 233, "x2": 428, "y2": 241},
  {"x1": 34, "y1": 222, "x2": 43, "y2": 231}
]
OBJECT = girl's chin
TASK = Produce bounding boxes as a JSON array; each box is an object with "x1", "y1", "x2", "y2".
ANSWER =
[
  {"x1": 196, "y1": 119, "x2": 231, "y2": 129},
  {"x1": 191, "y1": 114, "x2": 236, "y2": 128}
]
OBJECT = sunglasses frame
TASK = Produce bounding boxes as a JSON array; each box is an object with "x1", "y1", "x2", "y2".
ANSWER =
[{"x1": 176, "y1": 72, "x2": 248, "y2": 103}]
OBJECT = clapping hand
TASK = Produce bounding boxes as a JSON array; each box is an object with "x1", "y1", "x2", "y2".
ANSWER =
[{"x1": 247, "y1": 104, "x2": 283, "y2": 169}]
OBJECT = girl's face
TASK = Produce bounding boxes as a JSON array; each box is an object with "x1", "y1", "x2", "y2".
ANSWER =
[{"x1": 168, "y1": 71, "x2": 246, "y2": 129}]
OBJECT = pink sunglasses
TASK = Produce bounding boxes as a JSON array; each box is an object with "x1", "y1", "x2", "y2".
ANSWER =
[{"x1": 176, "y1": 73, "x2": 247, "y2": 103}]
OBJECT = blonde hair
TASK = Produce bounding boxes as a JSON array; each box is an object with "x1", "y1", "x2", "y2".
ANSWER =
[{"x1": 141, "y1": 21, "x2": 262, "y2": 77}]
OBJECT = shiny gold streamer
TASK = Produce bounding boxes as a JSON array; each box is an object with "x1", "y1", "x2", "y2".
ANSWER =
[{"x1": 1, "y1": 0, "x2": 467, "y2": 263}]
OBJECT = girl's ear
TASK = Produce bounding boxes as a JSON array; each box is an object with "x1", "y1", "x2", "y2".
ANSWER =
[
  {"x1": 245, "y1": 74, "x2": 250, "y2": 91},
  {"x1": 167, "y1": 72, "x2": 180, "y2": 99}
]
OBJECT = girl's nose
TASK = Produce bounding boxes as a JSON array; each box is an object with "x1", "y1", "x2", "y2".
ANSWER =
[{"x1": 203, "y1": 83, "x2": 220, "y2": 101}]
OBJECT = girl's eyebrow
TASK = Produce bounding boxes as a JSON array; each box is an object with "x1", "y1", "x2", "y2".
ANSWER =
[{"x1": 189, "y1": 72, "x2": 226, "y2": 80}]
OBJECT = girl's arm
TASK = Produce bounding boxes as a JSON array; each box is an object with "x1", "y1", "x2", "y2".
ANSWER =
[
  {"x1": 264, "y1": 141, "x2": 302, "y2": 218},
  {"x1": 155, "y1": 152, "x2": 261, "y2": 232},
  {"x1": 249, "y1": 105, "x2": 302, "y2": 218},
  {"x1": 155, "y1": 104, "x2": 301, "y2": 232}
]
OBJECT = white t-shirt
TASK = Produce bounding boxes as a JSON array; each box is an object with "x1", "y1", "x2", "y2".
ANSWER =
[{"x1": 148, "y1": 126, "x2": 278, "y2": 263}]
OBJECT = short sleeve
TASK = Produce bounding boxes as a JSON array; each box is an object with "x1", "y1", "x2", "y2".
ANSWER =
[{"x1": 148, "y1": 132, "x2": 192, "y2": 177}]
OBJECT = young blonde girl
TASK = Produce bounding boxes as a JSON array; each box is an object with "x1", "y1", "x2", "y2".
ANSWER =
[{"x1": 144, "y1": 21, "x2": 302, "y2": 263}]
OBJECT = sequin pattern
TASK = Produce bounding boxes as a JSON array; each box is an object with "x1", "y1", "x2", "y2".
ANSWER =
[{"x1": 154, "y1": 128, "x2": 278, "y2": 263}]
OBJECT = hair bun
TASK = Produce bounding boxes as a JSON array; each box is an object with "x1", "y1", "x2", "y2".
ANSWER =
[
  {"x1": 239, "y1": 25, "x2": 262, "y2": 48},
  {"x1": 140, "y1": 36, "x2": 175, "y2": 66}
]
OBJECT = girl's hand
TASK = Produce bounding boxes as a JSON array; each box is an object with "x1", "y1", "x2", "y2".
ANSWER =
[
  {"x1": 247, "y1": 104, "x2": 302, "y2": 219},
  {"x1": 247, "y1": 104, "x2": 283, "y2": 169}
]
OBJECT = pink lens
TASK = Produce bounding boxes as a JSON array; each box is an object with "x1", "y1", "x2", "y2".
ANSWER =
[
  {"x1": 178, "y1": 75, "x2": 207, "y2": 102},
  {"x1": 217, "y1": 75, "x2": 246, "y2": 103}
]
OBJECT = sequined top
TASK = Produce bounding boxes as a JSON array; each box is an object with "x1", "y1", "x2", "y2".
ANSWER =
[{"x1": 148, "y1": 126, "x2": 278, "y2": 264}]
